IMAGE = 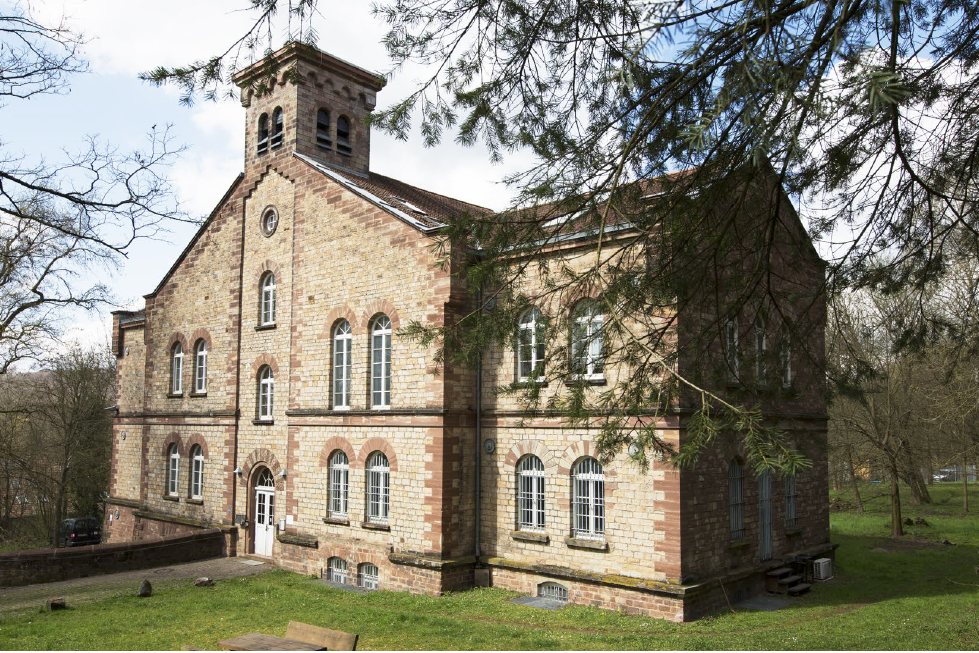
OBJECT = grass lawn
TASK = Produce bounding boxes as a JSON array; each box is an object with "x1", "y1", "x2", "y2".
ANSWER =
[{"x1": 0, "y1": 483, "x2": 976, "y2": 650}]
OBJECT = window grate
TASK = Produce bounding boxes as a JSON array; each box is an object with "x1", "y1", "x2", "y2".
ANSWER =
[
  {"x1": 572, "y1": 458, "x2": 605, "y2": 539},
  {"x1": 367, "y1": 452, "x2": 390, "y2": 523},
  {"x1": 327, "y1": 557, "x2": 348, "y2": 584},
  {"x1": 785, "y1": 474, "x2": 798, "y2": 527},
  {"x1": 516, "y1": 455, "x2": 546, "y2": 532},
  {"x1": 729, "y1": 461, "x2": 745, "y2": 540},
  {"x1": 538, "y1": 582, "x2": 568, "y2": 602},
  {"x1": 359, "y1": 563, "x2": 379, "y2": 590},
  {"x1": 329, "y1": 450, "x2": 349, "y2": 517}
]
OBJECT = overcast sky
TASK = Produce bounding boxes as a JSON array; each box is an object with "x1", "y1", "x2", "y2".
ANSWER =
[{"x1": 9, "y1": 0, "x2": 530, "y2": 354}]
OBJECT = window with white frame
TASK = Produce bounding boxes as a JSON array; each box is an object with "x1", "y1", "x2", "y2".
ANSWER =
[
  {"x1": 516, "y1": 455, "x2": 546, "y2": 532},
  {"x1": 366, "y1": 451, "x2": 390, "y2": 524},
  {"x1": 170, "y1": 343, "x2": 183, "y2": 394},
  {"x1": 371, "y1": 315, "x2": 392, "y2": 408},
  {"x1": 260, "y1": 273, "x2": 276, "y2": 326},
  {"x1": 333, "y1": 320, "x2": 352, "y2": 409},
  {"x1": 785, "y1": 474, "x2": 798, "y2": 527},
  {"x1": 572, "y1": 457, "x2": 605, "y2": 540},
  {"x1": 270, "y1": 107, "x2": 284, "y2": 149},
  {"x1": 257, "y1": 113, "x2": 269, "y2": 154},
  {"x1": 190, "y1": 445, "x2": 204, "y2": 500},
  {"x1": 257, "y1": 366, "x2": 274, "y2": 420},
  {"x1": 571, "y1": 301, "x2": 604, "y2": 379},
  {"x1": 193, "y1": 340, "x2": 207, "y2": 394},
  {"x1": 327, "y1": 557, "x2": 348, "y2": 584},
  {"x1": 517, "y1": 307, "x2": 545, "y2": 382},
  {"x1": 725, "y1": 316, "x2": 740, "y2": 381},
  {"x1": 261, "y1": 208, "x2": 278, "y2": 237},
  {"x1": 754, "y1": 314, "x2": 766, "y2": 381},
  {"x1": 329, "y1": 450, "x2": 349, "y2": 518},
  {"x1": 167, "y1": 444, "x2": 180, "y2": 496},
  {"x1": 780, "y1": 324, "x2": 792, "y2": 388},
  {"x1": 359, "y1": 562, "x2": 379, "y2": 590},
  {"x1": 729, "y1": 460, "x2": 745, "y2": 539}
]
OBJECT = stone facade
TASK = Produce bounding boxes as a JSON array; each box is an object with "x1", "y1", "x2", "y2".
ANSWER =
[{"x1": 104, "y1": 43, "x2": 832, "y2": 621}]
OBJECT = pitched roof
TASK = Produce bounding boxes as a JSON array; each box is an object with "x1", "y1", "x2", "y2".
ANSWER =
[{"x1": 295, "y1": 153, "x2": 493, "y2": 231}]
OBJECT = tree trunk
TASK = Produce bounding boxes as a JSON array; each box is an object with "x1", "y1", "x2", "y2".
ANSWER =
[
  {"x1": 890, "y1": 459, "x2": 903, "y2": 538},
  {"x1": 847, "y1": 449, "x2": 864, "y2": 512},
  {"x1": 963, "y1": 451, "x2": 969, "y2": 514}
]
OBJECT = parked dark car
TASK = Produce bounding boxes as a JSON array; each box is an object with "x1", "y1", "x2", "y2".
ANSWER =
[{"x1": 56, "y1": 517, "x2": 101, "y2": 547}]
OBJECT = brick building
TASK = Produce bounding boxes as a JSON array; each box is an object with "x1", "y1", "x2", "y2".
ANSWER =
[{"x1": 104, "y1": 43, "x2": 832, "y2": 621}]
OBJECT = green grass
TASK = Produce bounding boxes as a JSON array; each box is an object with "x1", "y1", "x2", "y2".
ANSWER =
[{"x1": 1, "y1": 484, "x2": 977, "y2": 650}]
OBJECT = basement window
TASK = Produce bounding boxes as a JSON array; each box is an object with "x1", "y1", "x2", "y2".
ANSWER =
[{"x1": 538, "y1": 582, "x2": 568, "y2": 602}]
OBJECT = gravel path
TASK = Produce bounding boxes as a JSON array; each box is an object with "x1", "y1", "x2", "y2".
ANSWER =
[{"x1": 0, "y1": 557, "x2": 273, "y2": 616}]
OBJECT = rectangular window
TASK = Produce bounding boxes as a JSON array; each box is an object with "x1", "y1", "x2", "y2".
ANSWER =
[
  {"x1": 333, "y1": 335, "x2": 351, "y2": 408},
  {"x1": 371, "y1": 331, "x2": 391, "y2": 408},
  {"x1": 168, "y1": 455, "x2": 179, "y2": 496},
  {"x1": 191, "y1": 456, "x2": 203, "y2": 500},
  {"x1": 729, "y1": 462, "x2": 745, "y2": 539},
  {"x1": 330, "y1": 464, "x2": 348, "y2": 517},
  {"x1": 725, "y1": 317, "x2": 740, "y2": 381},
  {"x1": 367, "y1": 468, "x2": 390, "y2": 523},
  {"x1": 785, "y1": 475, "x2": 798, "y2": 527}
]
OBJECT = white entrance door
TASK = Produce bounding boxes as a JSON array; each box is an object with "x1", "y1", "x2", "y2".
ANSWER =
[
  {"x1": 254, "y1": 469, "x2": 275, "y2": 557},
  {"x1": 758, "y1": 470, "x2": 773, "y2": 561}
]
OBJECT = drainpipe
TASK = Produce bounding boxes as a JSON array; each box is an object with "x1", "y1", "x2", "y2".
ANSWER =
[{"x1": 474, "y1": 283, "x2": 483, "y2": 570}]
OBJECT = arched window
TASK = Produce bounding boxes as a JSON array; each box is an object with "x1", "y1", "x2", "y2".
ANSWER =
[
  {"x1": 572, "y1": 457, "x2": 605, "y2": 540},
  {"x1": 725, "y1": 316, "x2": 740, "y2": 381},
  {"x1": 366, "y1": 451, "x2": 390, "y2": 524},
  {"x1": 170, "y1": 343, "x2": 183, "y2": 395},
  {"x1": 371, "y1": 315, "x2": 392, "y2": 408},
  {"x1": 327, "y1": 557, "x2": 348, "y2": 584},
  {"x1": 358, "y1": 562, "x2": 379, "y2": 590},
  {"x1": 193, "y1": 340, "x2": 207, "y2": 394},
  {"x1": 785, "y1": 474, "x2": 798, "y2": 527},
  {"x1": 517, "y1": 307, "x2": 545, "y2": 382},
  {"x1": 316, "y1": 108, "x2": 331, "y2": 149},
  {"x1": 754, "y1": 314, "x2": 767, "y2": 381},
  {"x1": 516, "y1": 455, "x2": 545, "y2": 532},
  {"x1": 257, "y1": 366, "x2": 274, "y2": 420},
  {"x1": 780, "y1": 323, "x2": 792, "y2": 388},
  {"x1": 270, "y1": 107, "x2": 284, "y2": 149},
  {"x1": 328, "y1": 450, "x2": 349, "y2": 518},
  {"x1": 538, "y1": 581, "x2": 568, "y2": 602},
  {"x1": 336, "y1": 115, "x2": 351, "y2": 155},
  {"x1": 260, "y1": 272, "x2": 276, "y2": 326},
  {"x1": 261, "y1": 208, "x2": 278, "y2": 237},
  {"x1": 729, "y1": 460, "x2": 745, "y2": 540},
  {"x1": 257, "y1": 113, "x2": 269, "y2": 154},
  {"x1": 167, "y1": 444, "x2": 180, "y2": 496},
  {"x1": 571, "y1": 301, "x2": 603, "y2": 379},
  {"x1": 190, "y1": 444, "x2": 204, "y2": 499},
  {"x1": 333, "y1": 320, "x2": 352, "y2": 409}
]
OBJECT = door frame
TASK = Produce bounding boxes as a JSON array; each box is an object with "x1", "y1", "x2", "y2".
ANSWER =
[{"x1": 249, "y1": 466, "x2": 275, "y2": 557}]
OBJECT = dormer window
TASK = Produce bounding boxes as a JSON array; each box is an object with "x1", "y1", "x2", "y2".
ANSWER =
[
  {"x1": 336, "y1": 115, "x2": 351, "y2": 155},
  {"x1": 270, "y1": 107, "x2": 284, "y2": 149},
  {"x1": 257, "y1": 113, "x2": 269, "y2": 154},
  {"x1": 316, "y1": 109, "x2": 332, "y2": 149}
]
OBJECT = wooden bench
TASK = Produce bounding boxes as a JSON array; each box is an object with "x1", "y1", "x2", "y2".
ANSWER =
[{"x1": 285, "y1": 621, "x2": 359, "y2": 651}]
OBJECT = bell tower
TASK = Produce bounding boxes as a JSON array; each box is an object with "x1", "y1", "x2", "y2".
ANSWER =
[{"x1": 233, "y1": 43, "x2": 387, "y2": 175}]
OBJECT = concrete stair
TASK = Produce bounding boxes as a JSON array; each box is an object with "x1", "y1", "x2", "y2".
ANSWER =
[{"x1": 766, "y1": 566, "x2": 811, "y2": 596}]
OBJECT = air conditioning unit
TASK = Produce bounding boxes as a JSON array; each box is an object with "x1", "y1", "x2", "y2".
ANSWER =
[{"x1": 813, "y1": 558, "x2": 833, "y2": 581}]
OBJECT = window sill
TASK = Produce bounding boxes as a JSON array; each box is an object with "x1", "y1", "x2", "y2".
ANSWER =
[
  {"x1": 785, "y1": 524, "x2": 804, "y2": 536},
  {"x1": 371, "y1": 405, "x2": 391, "y2": 411},
  {"x1": 512, "y1": 530, "x2": 549, "y2": 544},
  {"x1": 729, "y1": 538, "x2": 750, "y2": 550},
  {"x1": 337, "y1": 149, "x2": 352, "y2": 157},
  {"x1": 189, "y1": 392, "x2": 207, "y2": 398},
  {"x1": 514, "y1": 380, "x2": 548, "y2": 389},
  {"x1": 162, "y1": 495, "x2": 179, "y2": 502},
  {"x1": 255, "y1": 324, "x2": 276, "y2": 332},
  {"x1": 564, "y1": 377, "x2": 607, "y2": 387},
  {"x1": 361, "y1": 521, "x2": 390, "y2": 532},
  {"x1": 252, "y1": 419, "x2": 274, "y2": 426},
  {"x1": 167, "y1": 393, "x2": 184, "y2": 399},
  {"x1": 323, "y1": 516, "x2": 350, "y2": 526},
  {"x1": 186, "y1": 498, "x2": 203, "y2": 505},
  {"x1": 565, "y1": 536, "x2": 608, "y2": 551}
]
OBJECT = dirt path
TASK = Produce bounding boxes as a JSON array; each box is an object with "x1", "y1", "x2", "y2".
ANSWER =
[{"x1": 0, "y1": 557, "x2": 272, "y2": 616}]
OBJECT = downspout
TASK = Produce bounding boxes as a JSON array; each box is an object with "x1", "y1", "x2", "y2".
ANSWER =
[
  {"x1": 230, "y1": 195, "x2": 247, "y2": 545},
  {"x1": 474, "y1": 282, "x2": 483, "y2": 568}
]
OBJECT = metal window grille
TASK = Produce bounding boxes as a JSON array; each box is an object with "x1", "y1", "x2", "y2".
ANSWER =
[
  {"x1": 367, "y1": 452, "x2": 390, "y2": 524},
  {"x1": 759, "y1": 470, "x2": 773, "y2": 560},
  {"x1": 257, "y1": 114, "x2": 269, "y2": 154},
  {"x1": 729, "y1": 461, "x2": 745, "y2": 540},
  {"x1": 171, "y1": 344, "x2": 183, "y2": 394},
  {"x1": 194, "y1": 341, "x2": 207, "y2": 393},
  {"x1": 571, "y1": 302, "x2": 604, "y2": 378},
  {"x1": 371, "y1": 316, "x2": 392, "y2": 408},
  {"x1": 261, "y1": 274, "x2": 276, "y2": 325},
  {"x1": 726, "y1": 318, "x2": 740, "y2": 380},
  {"x1": 333, "y1": 321, "x2": 352, "y2": 408},
  {"x1": 572, "y1": 458, "x2": 605, "y2": 539},
  {"x1": 329, "y1": 450, "x2": 349, "y2": 517},
  {"x1": 316, "y1": 109, "x2": 332, "y2": 149},
  {"x1": 517, "y1": 308, "x2": 545, "y2": 381},
  {"x1": 191, "y1": 446, "x2": 204, "y2": 499},
  {"x1": 755, "y1": 316, "x2": 766, "y2": 380},
  {"x1": 359, "y1": 563, "x2": 379, "y2": 590},
  {"x1": 258, "y1": 367, "x2": 274, "y2": 420},
  {"x1": 780, "y1": 329, "x2": 792, "y2": 388},
  {"x1": 270, "y1": 108, "x2": 283, "y2": 148},
  {"x1": 785, "y1": 474, "x2": 798, "y2": 527},
  {"x1": 516, "y1": 456, "x2": 546, "y2": 532},
  {"x1": 328, "y1": 557, "x2": 348, "y2": 584},
  {"x1": 168, "y1": 446, "x2": 179, "y2": 496},
  {"x1": 538, "y1": 582, "x2": 568, "y2": 602}
]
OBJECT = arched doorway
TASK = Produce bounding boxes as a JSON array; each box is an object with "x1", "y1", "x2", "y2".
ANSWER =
[{"x1": 252, "y1": 466, "x2": 275, "y2": 557}]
